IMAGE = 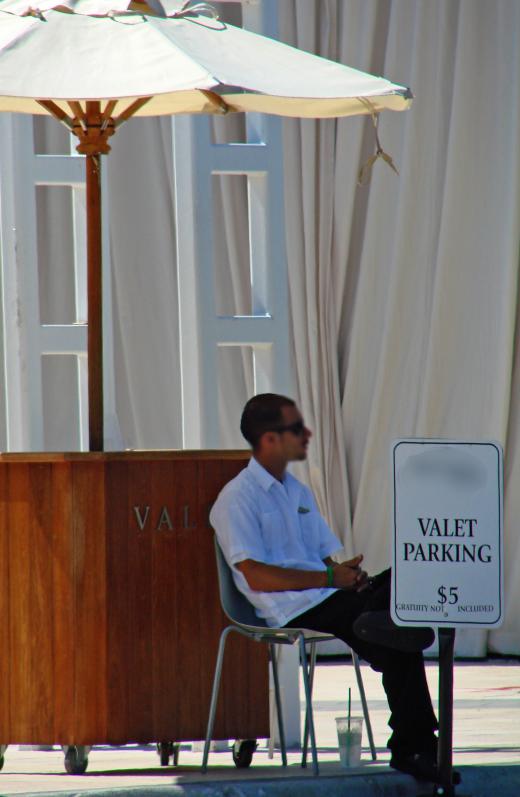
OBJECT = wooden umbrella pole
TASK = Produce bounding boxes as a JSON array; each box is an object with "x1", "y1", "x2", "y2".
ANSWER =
[
  {"x1": 86, "y1": 151, "x2": 103, "y2": 451},
  {"x1": 72, "y1": 101, "x2": 114, "y2": 451}
]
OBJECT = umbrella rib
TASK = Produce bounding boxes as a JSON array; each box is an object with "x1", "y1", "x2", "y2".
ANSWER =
[
  {"x1": 37, "y1": 100, "x2": 74, "y2": 130},
  {"x1": 102, "y1": 100, "x2": 118, "y2": 123},
  {"x1": 199, "y1": 89, "x2": 229, "y2": 114},
  {"x1": 68, "y1": 101, "x2": 86, "y2": 125},
  {"x1": 113, "y1": 96, "x2": 152, "y2": 127}
]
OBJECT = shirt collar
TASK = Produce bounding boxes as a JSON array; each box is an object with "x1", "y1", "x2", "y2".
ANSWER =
[{"x1": 248, "y1": 456, "x2": 286, "y2": 492}]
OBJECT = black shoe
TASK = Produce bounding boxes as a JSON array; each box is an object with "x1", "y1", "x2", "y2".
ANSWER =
[
  {"x1": 352, "y1": 610, "x2": 435, "y2": 652},
  {"x1": 390, "y1": 751, "x2": 461, "y2": 785}
]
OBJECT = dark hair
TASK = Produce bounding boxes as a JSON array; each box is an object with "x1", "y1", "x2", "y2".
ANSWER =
[{"x1": 240, "y1": 393, "x2": 295, "y2": 449}]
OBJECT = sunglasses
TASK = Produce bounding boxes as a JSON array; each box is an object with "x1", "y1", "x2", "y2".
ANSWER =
[{"x1": 271, "y1": 420, "x2": 306, "y2": 436}]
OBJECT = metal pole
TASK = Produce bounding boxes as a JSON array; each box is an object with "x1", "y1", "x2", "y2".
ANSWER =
[
  {"x1": 86, "y1": 148, "x2": 103, "y2": 451},
  {"x1": 437, "y1": 628, "x2": 455, "y2": 797}
]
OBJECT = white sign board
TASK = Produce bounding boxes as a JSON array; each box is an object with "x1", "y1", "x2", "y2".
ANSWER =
[{"x1": 391, "y1": 440, "x2": 503, "y2": 628}]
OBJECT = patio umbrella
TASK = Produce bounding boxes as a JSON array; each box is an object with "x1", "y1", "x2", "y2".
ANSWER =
[{"x1": 0, "y1": 0, "x2": 412, "y2": 450}]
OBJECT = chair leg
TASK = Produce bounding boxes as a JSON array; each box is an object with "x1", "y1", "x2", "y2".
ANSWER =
[
  {"x1": 301, "y1": 641, "x2": 317, "y2": 768},
  {"x1": 202, "y1": 626, "x2": 232, "y2": 773},
  {"x1": 268, "y1": 658, "x2": 276, "y2": 760},
  {"x1": 269, "y1": 644, "x2": 288, "y2": 767},
  {"x1": 298, "y1": 635, "x2": 319, "y2": 776},
  {"x1": 353, "y1": 650, "x2": 377, "y2": 761}
]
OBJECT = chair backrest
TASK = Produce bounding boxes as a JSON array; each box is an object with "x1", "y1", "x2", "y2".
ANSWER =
[{"x1": 214, "y1": 536, "x2": 268, "y2": 630}]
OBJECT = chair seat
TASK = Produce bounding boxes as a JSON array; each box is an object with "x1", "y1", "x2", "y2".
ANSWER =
[{"x1": 236, "y1": 624, "x2": 336, "y2": 645}]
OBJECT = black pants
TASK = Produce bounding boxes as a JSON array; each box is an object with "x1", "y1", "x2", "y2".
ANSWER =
[{"x1": 287, "y1": 570, "x2": 438, "y2": 756}]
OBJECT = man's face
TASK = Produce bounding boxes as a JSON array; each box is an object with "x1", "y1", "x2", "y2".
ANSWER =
[{"x1": 269, "y1": 404, "x2": 312, "y2": 462}]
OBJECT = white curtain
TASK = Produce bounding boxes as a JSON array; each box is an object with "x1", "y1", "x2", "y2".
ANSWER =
[
  {"x1": 106, "y1": 118, "x2": 183, "y2": 448},
  {"x1": 27, "y1": 1, "x2": 520, "y2": 654},
  {"x1": 277, "y1": 0, "x2": 520, "y2": 656}
]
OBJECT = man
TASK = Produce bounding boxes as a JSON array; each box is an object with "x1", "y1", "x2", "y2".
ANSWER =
[{"x1": 210, "y1": 393, "x2": 446, "y2": 783}]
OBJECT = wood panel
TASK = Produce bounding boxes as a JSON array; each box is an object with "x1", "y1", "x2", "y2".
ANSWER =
[
  {"x1": 0, "y1": 463, "x2": 10, "y2": 741},
  {"x1": 125, "y1": 461, "x2": 154, "y2": 740},
  {"x1": 186, "y1": 460, "x2": 220, "y2": 741},
  {"x1": 0, "y1": 451, "x2": 268, "y2": 746},
  {"x1": 156, "y1": 459, "x2": 198, "y2": 741},
  {"x1": 50, "y1": 463, "x2": 75, "y2": 743},
  {"x1": 2, "y1": 463, "x2": 73, "y2": 742},
  {"x1": 149, "y1": 460, "x2": 183, "y2": 740},
  {"x1": 71, "y1": 462, "x2": 107, "y2": 743},
  {"x1": 105, "y1": 461, "x2": 132, "y2": 743},
  {"x1": 7, "y1": 465, "x2": 34, "y2": 739},
  {"x1": 28, "y1": 464, "x2": 58, "y2": 741},
  {"x1": 7, "y1": 464, "x2": 56, "y2": 740}
]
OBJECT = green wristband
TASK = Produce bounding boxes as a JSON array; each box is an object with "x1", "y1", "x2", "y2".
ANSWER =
[{"x1": 326, "y1": 565, "x2": 334, "y2": 588}]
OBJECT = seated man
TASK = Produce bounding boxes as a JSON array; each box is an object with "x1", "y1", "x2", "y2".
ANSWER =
[{"x1": 210, "y1": 393, "x2": 443, "y2": 782}]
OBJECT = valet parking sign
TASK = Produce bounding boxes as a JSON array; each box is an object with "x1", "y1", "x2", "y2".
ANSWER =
[{"x1": 391, "y1": 440, "x2": 504, "y2": 628}]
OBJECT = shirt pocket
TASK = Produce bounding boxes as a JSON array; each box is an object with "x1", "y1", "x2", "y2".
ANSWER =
[
  {"x1": 298, "y1": 511, "x2": 321, "y2": 552},
  {"x1": 260, "y1": 510, "x2": 285, "y2": 560}
]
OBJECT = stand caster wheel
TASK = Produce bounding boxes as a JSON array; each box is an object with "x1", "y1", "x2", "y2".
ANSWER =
[
  {"x1": 63, "y1": 746, "x2": 89, "y2": 774},
  {"x1": 232, "y1": 739, "x2": 257, "y2": 768},
  {"x1": 157, "y1": 742, "x2": 180, "y2": 766}
]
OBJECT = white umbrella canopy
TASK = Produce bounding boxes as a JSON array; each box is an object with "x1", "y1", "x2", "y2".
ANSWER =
[
  {"x1": 0, "y1": 0, "x2": 411, "y2": 119},
  {"x1": 0, "y1": 0, "x2": 412, "y2": 451}
]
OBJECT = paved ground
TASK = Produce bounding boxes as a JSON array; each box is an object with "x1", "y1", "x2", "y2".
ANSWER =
[{"x1": 0, "y1": 657, "x2": 519, "y2": 795}]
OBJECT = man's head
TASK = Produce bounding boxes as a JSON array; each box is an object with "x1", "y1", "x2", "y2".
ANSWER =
[{"x1": 240, "y1": 393, "x2": 311, "y2": 462}]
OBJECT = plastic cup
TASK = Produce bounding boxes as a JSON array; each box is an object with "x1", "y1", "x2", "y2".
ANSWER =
[{"x1": 335, "y1": 716, "x2": 363, "y2": 767}]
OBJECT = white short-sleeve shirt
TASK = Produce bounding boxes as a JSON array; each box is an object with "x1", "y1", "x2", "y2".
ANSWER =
[{"x1": 209, "y1": 457, "x2": 343, "y2": 627}]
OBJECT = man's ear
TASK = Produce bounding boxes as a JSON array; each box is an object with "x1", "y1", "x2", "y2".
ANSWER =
[{"x1": 259, "y1": 431, "x2": 277, "y2": 450}]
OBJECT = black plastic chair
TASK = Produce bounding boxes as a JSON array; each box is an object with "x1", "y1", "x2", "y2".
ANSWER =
[{"x1": 202, "y1": 537, "x2": 376, "y2": 775}]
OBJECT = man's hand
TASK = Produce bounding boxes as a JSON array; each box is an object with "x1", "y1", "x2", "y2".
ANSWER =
[{"x1": 331, "y1": 555, "x2": 369, "y2": 591}]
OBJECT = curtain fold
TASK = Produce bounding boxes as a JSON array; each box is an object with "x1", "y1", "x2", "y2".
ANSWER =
[{"x1": 107, "y1": 117, "x2": 182, "y2": 449}]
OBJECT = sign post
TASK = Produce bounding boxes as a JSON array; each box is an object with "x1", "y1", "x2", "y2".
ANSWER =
[{"x1": 391, "y1": 440, "x2": 503, "y2": 796}]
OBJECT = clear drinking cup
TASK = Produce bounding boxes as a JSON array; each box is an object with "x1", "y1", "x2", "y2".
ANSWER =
[{"x1": 335, "y1": 716, "x2": 363, "y2": 767}]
